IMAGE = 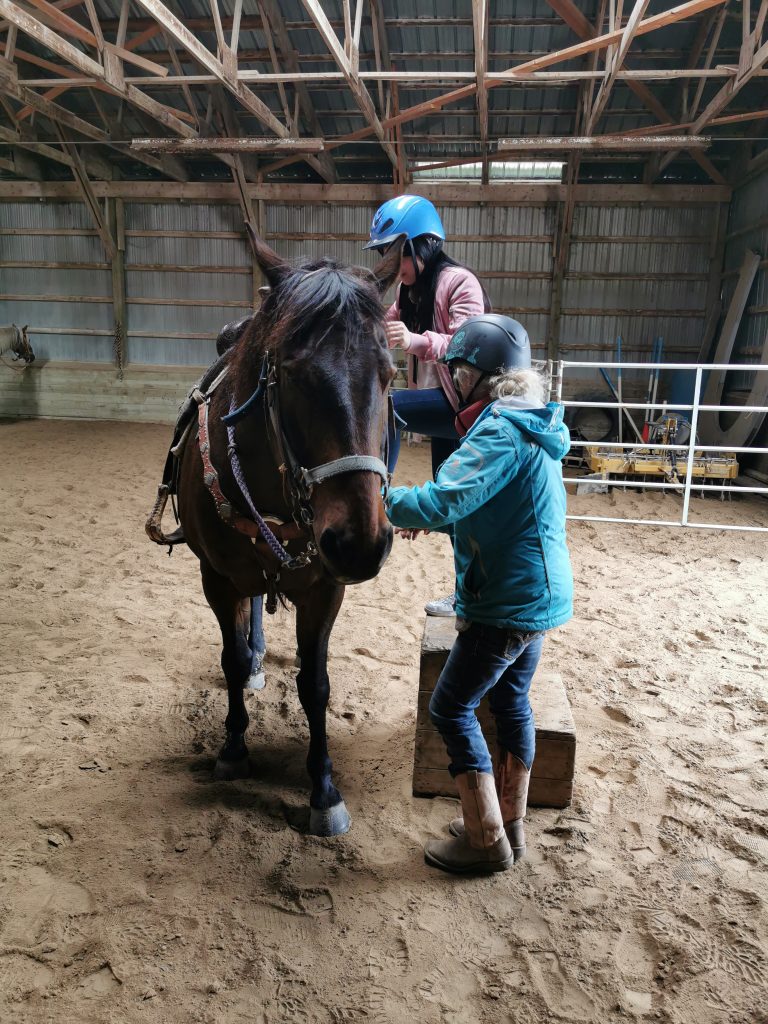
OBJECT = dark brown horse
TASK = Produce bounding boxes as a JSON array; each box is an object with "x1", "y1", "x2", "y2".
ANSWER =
[{"x1": 173, "y1": 227, "x2": 403, "y2": 835}]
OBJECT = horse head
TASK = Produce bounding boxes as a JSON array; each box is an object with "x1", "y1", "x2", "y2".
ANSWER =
[
  {"x1": 15, "y1": 325, "x2": 35, "y2": 364},
  {"x1": 242, "y1": 225, "x2": 404, "y2": 585}
]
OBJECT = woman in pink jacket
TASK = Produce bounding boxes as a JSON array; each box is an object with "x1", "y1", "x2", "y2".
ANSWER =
[{"x1": 365, "y1": 194, "x2": 489, "y2": 615}]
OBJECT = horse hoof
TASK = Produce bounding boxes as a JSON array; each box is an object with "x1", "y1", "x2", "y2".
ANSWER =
[
  {"x1": 309, "y1": 801, "x2": 351, "y2": 837},
  {"x1": 213, "y1": 755, "x2": 250, "y2": 781},
  {"x1": 245, "y1": 669, "x2": 266, "y2": 691}
]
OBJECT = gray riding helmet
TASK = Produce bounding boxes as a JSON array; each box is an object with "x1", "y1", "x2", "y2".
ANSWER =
[{"x1": 440, "y1": 314, "x2": 531, "y2": 373}]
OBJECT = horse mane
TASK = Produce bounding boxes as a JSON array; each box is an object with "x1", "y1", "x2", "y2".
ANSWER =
[{"x1": 231, "y1": 257, "x2": 385, "y2": 377}]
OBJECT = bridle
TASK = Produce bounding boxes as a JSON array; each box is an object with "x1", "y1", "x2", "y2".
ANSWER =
[
  {"x1": 264, "y1": 353, "x2": 390, "y2": 526},
  {"x1": 215, "y1": 346, "x2": 391, "y2": 573}
]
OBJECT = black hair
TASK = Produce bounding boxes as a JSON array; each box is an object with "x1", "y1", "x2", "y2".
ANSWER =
[{"x1": 398, "y1": 235, "x2": 491, "y2": 335}]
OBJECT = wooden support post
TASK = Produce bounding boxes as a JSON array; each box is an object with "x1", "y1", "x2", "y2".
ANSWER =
[
  {"x1": 251, "y1": 198, "x2": 266, "y2": 304},
  {"x1": 108, "y1": 197, "x2": 127, "y2": 379},
  {"x1": 391, "y1": 79, "x2": 406, "y2": 186},
  {"x1": 548, "y1": 236, "x2": 565, "y2": 363}
]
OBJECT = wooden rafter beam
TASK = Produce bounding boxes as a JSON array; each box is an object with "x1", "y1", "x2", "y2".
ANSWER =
[
  {"x1": 585, "y1": 0, "x2": 650, "y2": 134},
  {"x1": 683, "y1": 4, "x2": 725, "y2": 121},
  {"x1": 131, "y1": 0, "x2": 293, "y2": 139},
  {"x1": 472, "y1": 0, "x2": 489, "y2": 183},
  {"x1": 368, "y1": 0, "x2": 391, "y2": 118},
  {"x1": 264, "y1": 0, "x2": 730, "y2": 183},
  {"x1": 15, "y1": 68, "x2": 768, "y2": 88},
  {"x1": 543, "y1": 0, "x2": 727, "y2": 184},
  {"x1": 257, "y1": 0, "x2": 293, "y2": 131},
  {"x1": 545, "y1": 0, "x2": 597, "y2": 40},
  {"x1": 257, "y1": 0, "x2": 336, "y2": 183},
  {"x1": 0, "y1": 0, "x2": 193, "y2": 139},
  {"x1": 615, "y1": 106, "x2": 768, "y2": 135},
  {"x1": 3, "y1": 49, "x2": 189, "y2": 178},
  {"x1": 299, "y1": 0, "x2": 398, "y2": 167},
  {"x1": 351, "y1": 0, "x2": 363, "y2": 75},
  {"x1": 657, "y1": 14, "x2": 768, "y2": 174},
  {"x1": 498, "y1": 134, "x2": 710, "y2": 150},
  {"x1": 1, "y1": 75, "x2": 109, "y2": 140},
  {"x1": 0, "y1": 3, "x2": 233, "y2": 180},
  {"x1": 131, "y1": 136, "x2": 325, "y2": 153},
  {"x1": 495, "y1": 0, "x2": 728, "y2": 81},
  {"x1": 209, "y1": 85, "x2": 259, "y2": 181},
  {"x1": 54, "y1": 123, "x2": 115, "y2": 258},
  {"x1": 0, "y1": 180, "x2": 731, "y2": 202},
  {"x1": 0, "y1": 121, "x2": 71, "y2": 165},
  {"x1": 22, "y1": 0, "x2": 98, "y2": 47},
  {"x1": 162, "y1": 30, "x2": 199, "y2": 127}
]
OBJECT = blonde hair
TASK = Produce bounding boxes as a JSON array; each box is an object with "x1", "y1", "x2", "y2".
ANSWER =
[{"x1": 489, "y1": 366, "x2": 549, "y2": 406}]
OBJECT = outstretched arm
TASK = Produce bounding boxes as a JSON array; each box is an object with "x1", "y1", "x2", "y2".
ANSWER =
[{"x1": 386, "y1": 420, "x2": 518, "y2": 531}]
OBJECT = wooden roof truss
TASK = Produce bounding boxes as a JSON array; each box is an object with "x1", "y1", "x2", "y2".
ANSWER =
[{"x1": 0, "y1": 0, "x2": 766, "y2": 188}]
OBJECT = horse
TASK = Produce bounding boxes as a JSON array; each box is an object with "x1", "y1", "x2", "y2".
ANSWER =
[
  {"x1": 0, "y1": 324, "x2": 35, "y2": 366},
  {"x1": 171, "y1": 226, "x2": 404, "y2": 836}
]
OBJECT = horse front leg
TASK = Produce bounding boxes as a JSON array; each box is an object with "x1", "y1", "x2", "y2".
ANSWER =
[
  {"x1": 295, "y1": 581, "x2": 349, "y2": 836},
  {"x1": 200, "y1": 560, "x2": 252, "y2": 780}
]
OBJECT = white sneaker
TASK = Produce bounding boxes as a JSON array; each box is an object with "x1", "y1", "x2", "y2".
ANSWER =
[{"x1": 425, "y1": 593, "x2": 456, "y2": 617}]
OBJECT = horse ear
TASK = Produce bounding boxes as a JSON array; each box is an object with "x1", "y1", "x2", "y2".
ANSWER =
[
  {"x1": 371, "y1": 234, "x2": 407, "y2": 295},
  {"x1": 245, "y1": 222, "x2": 290, "y2": 287}
]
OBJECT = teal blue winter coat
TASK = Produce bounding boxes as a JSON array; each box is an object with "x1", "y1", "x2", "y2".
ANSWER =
[{"x1": 385, "y1": 399, "x2": 573, "y2": 631}]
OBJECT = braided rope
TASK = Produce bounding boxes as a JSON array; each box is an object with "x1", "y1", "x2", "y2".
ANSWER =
[{"x1": 225, "y1": 406, "x2": 292, "y2": 565}]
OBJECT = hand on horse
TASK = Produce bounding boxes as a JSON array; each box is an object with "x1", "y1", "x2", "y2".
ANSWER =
[
  {"x1": 384, "y1": 321, "x2": 412, "y2": 351},
  {"x1": 395, "y1": 527, "x2": 429, "y2": 541}
]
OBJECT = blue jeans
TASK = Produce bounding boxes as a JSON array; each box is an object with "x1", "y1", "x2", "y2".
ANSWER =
[
  {"x1": 428, "y1": 623, "x2": 544, "y2": 776},
  {"x1": 388, "y1": 387, "x2": 460, "y2": 478}
]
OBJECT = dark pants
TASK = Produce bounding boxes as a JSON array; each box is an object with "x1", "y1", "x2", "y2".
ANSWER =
[{"x1": 388, "y1": 387, "x2": 459, "y2": 479}]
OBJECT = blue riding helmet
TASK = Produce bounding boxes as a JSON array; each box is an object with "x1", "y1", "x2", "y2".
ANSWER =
[{"x1": 364, "y1": 195, "x2": 445, "y2": 251}]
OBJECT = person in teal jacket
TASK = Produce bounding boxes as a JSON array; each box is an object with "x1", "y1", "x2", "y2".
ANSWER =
[{"x1": 385, "y1": 314, "x2": 573, "y2": 875}]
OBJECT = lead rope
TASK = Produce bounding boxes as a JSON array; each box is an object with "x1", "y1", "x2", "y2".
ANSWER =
[
  {"x1": 225, "y1": 397, "x2": 318, "y2": 577},
  {"x1": 225, "y1": 405, "x2": 295, "y2": 565}
]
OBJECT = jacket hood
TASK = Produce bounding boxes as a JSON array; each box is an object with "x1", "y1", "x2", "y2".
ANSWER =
[{"x1": 483, "y1": 399, "x2": 570, "y2": 460}]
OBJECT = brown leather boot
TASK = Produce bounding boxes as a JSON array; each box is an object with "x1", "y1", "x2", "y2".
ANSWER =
[
  {"x1": 448, "y1": 752, "x2": 530, "y2": 862},
  {"x1": 425, "y1": 770, "x2": 513, "y2": 874}
]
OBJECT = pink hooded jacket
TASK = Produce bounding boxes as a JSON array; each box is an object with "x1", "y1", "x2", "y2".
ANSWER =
[{"x1": 385, "y1": 265, "x2": 486, "y2": 412}]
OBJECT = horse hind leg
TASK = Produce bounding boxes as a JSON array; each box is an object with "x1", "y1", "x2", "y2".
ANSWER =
[
  {"x1": 246, "y1": 595, "x2": 266, "y2": 691},
  {"x1": 295, "y1": 583, "x2": 350, "y2": 836},
  {"x1": 200, "y1": 561, "x2": 252, "y2": 780}
]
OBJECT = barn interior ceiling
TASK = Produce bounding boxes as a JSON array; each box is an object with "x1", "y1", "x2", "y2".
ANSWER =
[{"x1": 1, "y1": 0, "x2": 767, "y2": 193}]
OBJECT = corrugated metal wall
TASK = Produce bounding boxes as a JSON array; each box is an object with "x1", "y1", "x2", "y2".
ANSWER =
[
  {"x1": 2, "y1": 198, "x2": 716, "y2": 389},
  {"x1": 0, "y1": 201, "x2": 114, "y2": 362},
  {"x1": 124, "y1": 202, "x2": 252, "y2": 366}
]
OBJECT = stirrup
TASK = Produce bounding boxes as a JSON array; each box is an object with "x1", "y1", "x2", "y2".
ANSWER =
[{"x1": 146, "y1": 484, "x2": 186, "y2": 549}]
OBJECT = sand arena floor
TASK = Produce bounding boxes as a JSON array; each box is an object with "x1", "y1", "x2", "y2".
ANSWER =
[{"x1": 1, "y1": 417, "x2": 767, "y2": 1024}]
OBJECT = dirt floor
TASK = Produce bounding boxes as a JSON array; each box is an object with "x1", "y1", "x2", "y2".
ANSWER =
[{"x1": 1, "y1": 417, "x2": 767, "y2": 1024}]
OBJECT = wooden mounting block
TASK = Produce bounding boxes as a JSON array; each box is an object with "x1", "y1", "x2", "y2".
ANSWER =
[{"x1": 412, "y1": 616, "x2": 576, "y2": 809}]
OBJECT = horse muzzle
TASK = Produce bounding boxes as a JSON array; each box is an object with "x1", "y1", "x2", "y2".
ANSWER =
[{"x1": 317, "y1": 521, "x2": 393, "y2": 584}]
